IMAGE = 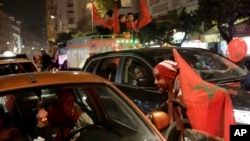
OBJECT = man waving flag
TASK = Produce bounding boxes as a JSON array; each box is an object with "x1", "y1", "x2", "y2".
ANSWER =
[{"x1": 173, "y1": 49, "x2": 235, "y2": 141}]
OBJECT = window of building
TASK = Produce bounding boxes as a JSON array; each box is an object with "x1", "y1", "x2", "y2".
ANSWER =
[
  {"x1": 68, "y1": 18, "x2": 74, "y2": 24},
  {"x1": 67, "y1": 3, "x2": 73, "y2": 7},
  {"x1": 67, "y1": 10, "x2": 74, "y2": 13}
]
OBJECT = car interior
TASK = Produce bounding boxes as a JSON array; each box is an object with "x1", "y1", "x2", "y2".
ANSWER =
[
  {"x1": 0, "y1": 85, "x2": 157, "y2": 141},
  {"x1": 95, "y1": 58, "x2": 119, "y2": 82}
]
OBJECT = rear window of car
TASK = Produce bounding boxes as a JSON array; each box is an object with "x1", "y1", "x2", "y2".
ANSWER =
[
  {"x1": 149, "y1": 49, "x2": 248, "y2": 81},
  {"x1": 0, "y1": 62, "x2": 38, "y2": 75}
]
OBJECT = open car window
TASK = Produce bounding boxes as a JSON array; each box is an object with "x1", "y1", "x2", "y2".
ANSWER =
[{"x1": 0, "y1": 84, "x2": 161, "y2": 141}]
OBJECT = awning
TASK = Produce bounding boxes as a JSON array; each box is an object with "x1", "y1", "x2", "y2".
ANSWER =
[{"x1": 201, "y1": 26, "x2": 221, "y2": 42}]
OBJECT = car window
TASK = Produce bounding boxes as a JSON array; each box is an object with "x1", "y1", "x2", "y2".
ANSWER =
[
  {"x1": 84, "y1": 59, "x2": 99, "y2": 72},
  {"x1": 0, "y1": 84, "x2": 161, "y2": 141},
  {"x1": 88, "y1": 85, "x2": 138, "y2": 128},
  {"x1": 150, "y1": 50, "x2": 248, "y2": 81},
  {"x1": 95, "y1": 57, "x2": 120, "y2": 82},
  {"x1": 76, "y1": 84, "x2": 159, "y2": 140},
  {"x1": 122, "y1": 57, "x2": 153, "y2": 86},
  {"x1": 179, "y1": 52, "x2": 246, "y2": 81},
  {"x1": 0, "y1": 63, "x2": 37, "y2": 75}
]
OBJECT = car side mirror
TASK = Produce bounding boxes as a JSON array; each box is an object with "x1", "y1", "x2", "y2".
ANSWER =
[
  {"x1": 147, "y1": 111, "x2": 170, "y2": 131},
  {"x1": 136, "y1": 77, "x2": 155, "y2": 87}
]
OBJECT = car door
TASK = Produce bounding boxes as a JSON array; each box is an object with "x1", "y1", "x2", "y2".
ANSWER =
[{"x1": 114, "y1": 56, "x2": 167, "y2": 114}]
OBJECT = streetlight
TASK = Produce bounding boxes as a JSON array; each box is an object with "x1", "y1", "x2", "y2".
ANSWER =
[{"x1": 50, "y1": 15, "x2": 55, "y2": 19}]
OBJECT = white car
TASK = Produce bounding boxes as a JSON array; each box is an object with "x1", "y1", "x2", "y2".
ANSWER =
[{"x1": 0, "y1": 54, "x2": 39, "y2": 75}]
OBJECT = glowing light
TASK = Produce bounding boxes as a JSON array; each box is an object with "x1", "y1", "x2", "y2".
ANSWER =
[{"x1": 3, "y1": 51, "x2": 15, "y2": 56}]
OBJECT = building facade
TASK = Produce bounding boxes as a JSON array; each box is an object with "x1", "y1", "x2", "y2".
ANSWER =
[
  {"x1": 0, "y1": 3, "x2": 22, "y2": 54},
  {"x1": 45, "y1": 0, "x2": 86, "y2": 42},
  {"x1": 148, "y1": 0, "x2": 198, "y2": 20},
  {"x1": 45, "y1": 0, "x2": 199, "y2": 42}
]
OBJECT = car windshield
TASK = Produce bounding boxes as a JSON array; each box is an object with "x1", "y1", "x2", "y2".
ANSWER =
[
  {"x1": 151, "y1": 49, "x2": 248, "y2": 82},
  {"x1": 0, "y1": 84, "x2": 162, "y2": 141}
]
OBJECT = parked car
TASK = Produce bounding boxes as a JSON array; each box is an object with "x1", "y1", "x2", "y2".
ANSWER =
[
  {"x1": 0, "y1": 71, "x2": 169, "y2": 141},
  {"x1": 82, "y1": 47, "x2": 250, "y2": 125},
  {"x1": 0, "y1": 53, "x2": 39, "y2": 75}
]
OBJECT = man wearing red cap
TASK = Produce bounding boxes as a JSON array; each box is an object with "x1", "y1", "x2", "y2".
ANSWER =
[
  {"x1": 153, "y1": 60, "x2": 185, "y2": 123},
  {"x1": 153, "y1": 60, "x2": 178, "y2": 92}
]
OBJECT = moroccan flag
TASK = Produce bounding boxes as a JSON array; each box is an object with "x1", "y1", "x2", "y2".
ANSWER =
[
  {"x1": 112, "y1": 4, "x2": 120, "y2": 34},
  {"x1": 92, "y1": 2, "x2": 110, "y2": 28},
  {"x1": 137, "y1": 0, "x2": 152, "y2": 29},
  {"x1": 173, "y1": 49, "x2": 235, "y2": 141}
]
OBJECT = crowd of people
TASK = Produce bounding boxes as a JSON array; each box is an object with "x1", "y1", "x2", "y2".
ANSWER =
[
  {"x1": 95, "y1": 9, "x2": 139, "y2": 38},
  {"x1": 33, "y1": 48, "x2": 59, "y2": 72}
]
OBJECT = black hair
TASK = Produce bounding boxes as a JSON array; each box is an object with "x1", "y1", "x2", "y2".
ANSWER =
[
  {"x1": 106, "y1": 9, "x2": 113, "y2": 17},
  {"x1": 118, "y1": 14, "x2": 125, "y2": 20},
  {"x1": 127, "y1": 12, "x2": 134, "y2": 16}
]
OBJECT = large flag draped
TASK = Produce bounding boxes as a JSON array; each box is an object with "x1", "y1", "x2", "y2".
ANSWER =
[
  {"x1": 173, "y1": 49, "x2": 235, "y2": 141},
  {"x1": 137, "y1": 0, "x2": 152, "y2": 29},
  {"x1": 92, "y1": 2, "x2": 110, "y2": 28},
  {"x1": 112, "y1": 4, "x2": 120, "y2": 34}
]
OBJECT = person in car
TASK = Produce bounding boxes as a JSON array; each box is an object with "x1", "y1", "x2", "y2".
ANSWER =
[
  {"x1": 36, "y1": 88, "x2": 93, "y2": 141},
  {"x1": 0, "y1": 95, "x2": 26, "y2": 141},
  {"x1": 0, "y1": 111, "x2": 25, "y2": 141},
  {"x1": 134, "y1": 66, "x2": 146, "y2": 79}
]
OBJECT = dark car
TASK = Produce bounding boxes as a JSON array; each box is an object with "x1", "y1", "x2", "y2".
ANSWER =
[
  {"x1": 0, "y1": 71, "x2": 168, "y2": 141},
  {"x1": 82, "y1": 47, "x2": 250, "y2": 125}
]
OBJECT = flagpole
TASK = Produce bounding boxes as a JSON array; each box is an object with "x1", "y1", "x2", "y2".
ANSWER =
[{"x1": 91, "y1": 0, "x2": 94, "y2": 32}]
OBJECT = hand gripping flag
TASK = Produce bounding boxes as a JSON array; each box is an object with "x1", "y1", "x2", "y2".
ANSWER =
[
  {"x1": 137, "y1": 0, "x2": 152, "y2": 29},
  {"x1": 173, "y1": 49, "x2": 235, "y2": 141}
]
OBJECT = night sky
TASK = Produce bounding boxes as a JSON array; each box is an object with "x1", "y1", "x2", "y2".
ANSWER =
[{"x1": 1, "y1": 0, "x2": 46, "y2": 33}]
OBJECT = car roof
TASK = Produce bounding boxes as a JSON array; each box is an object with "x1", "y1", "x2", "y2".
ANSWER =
[
  {"x1": 0, "y1": 54, "x2": 29, "y2": 59},
  {"x1": 88, "y1": 47, "x2": 210, "y2": 59},
  {"x1": 0, "y1": 58, "x2": 34, "y2": 64},
  {"x1": 0, "y1": 71, "x2": 108, "y2": 92}
]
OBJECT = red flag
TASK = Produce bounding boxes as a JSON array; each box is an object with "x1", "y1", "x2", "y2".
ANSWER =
[
  {"x1": 173, "y1": 49, "x2": 235, "y2": 141},
  {"x1": 137, "y1": 0, "x2": 152, "y2": 29},
  {"x1": 92, "y1": 2, "x2": 110, "y2": 28},
  {"x1": 112, "y1": 4, "x2": 120, "y2": 34}
]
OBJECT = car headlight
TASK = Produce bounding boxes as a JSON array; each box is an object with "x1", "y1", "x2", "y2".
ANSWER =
[{"x1": 233, "y1": 109, "x2": 250, "y2": 124}]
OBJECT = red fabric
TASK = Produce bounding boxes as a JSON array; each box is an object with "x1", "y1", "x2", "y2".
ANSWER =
[
  {"x1": 173, "y1": 49, "x2": 235, "y2": 141},
  {"x1": 112, "y1": 4, "x2": 119, "y2": 34},
  {"x1": 137, "y1": 0, "x2": 152, "y2": 29},
  {"x1": 125, "y1": 21, "x2": 138, "y2": 32},
  {"x1": 153, "y1": 61, "x2": 178, "y2": 80},
  {"x1": 92, "y1": 2, "x2": 110, "y2": 28}
]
